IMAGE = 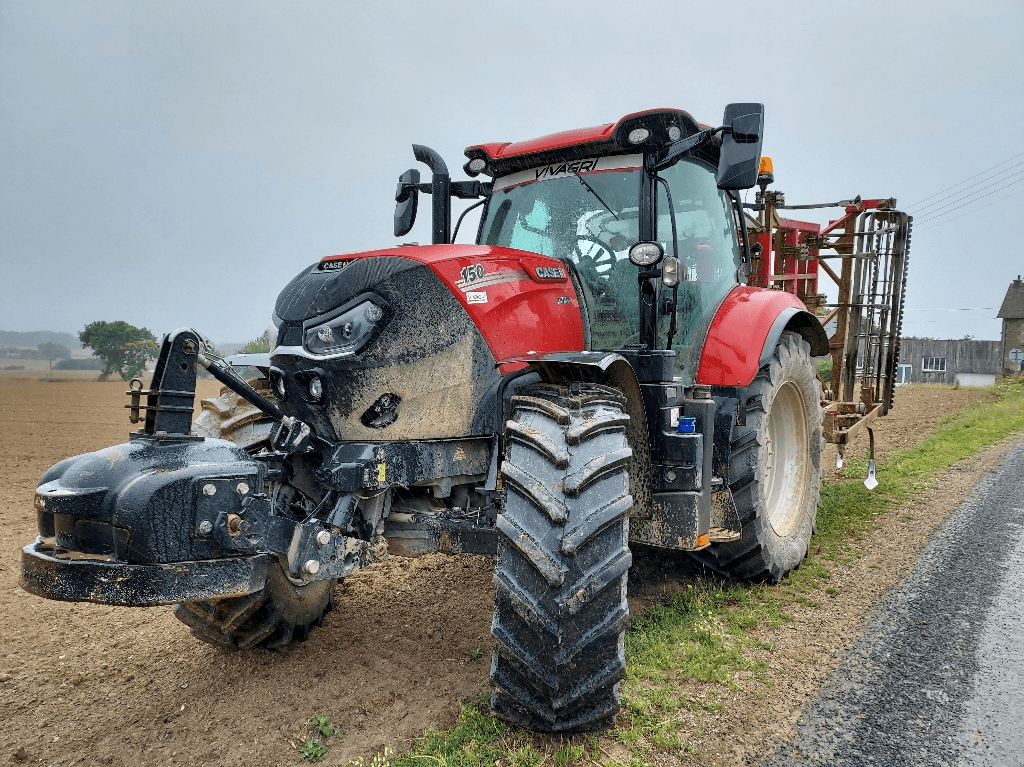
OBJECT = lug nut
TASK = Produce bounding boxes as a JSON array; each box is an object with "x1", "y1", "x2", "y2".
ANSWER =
[
  {"x1": 202, "y1": 483, "x2": 217, "y2": 496},
  {"x1": 316, "y1": 530, "x2": 332, "y2": 547},
  {"x1": 236, "y1": 482, "x2": 249, "y2": 495},
  {"x1": 304, "y1": 560, "x2": 320, "y2": 575},
  {"x1": 198, "y1": 520, "x2": 213, "y2": 534}
]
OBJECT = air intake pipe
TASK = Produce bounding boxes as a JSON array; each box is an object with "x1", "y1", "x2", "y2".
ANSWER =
[{"x1": 413, "y1": 144, "x2": 451, "y2": 244}]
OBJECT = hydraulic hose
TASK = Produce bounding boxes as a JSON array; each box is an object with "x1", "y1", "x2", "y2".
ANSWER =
[{"x1": 196, "y1": 354, "x2": 286, "y2": 422}]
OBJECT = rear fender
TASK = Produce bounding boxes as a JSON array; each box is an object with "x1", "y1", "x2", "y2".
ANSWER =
[
  {"x1": 759, "y1": 307, "x2": 829, "y2": 367},
  {"x1": 696, "y1": 286, "x2": 827, "y2": 387}
]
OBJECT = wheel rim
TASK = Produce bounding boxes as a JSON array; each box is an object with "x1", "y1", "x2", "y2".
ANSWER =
[{"x1": 762, "y1": 381, "x2": 809, "y2": 537}]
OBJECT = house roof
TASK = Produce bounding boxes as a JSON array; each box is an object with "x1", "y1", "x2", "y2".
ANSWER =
[{"x1": 997, "y1": 275, "x2": 1024, "y2": 319}]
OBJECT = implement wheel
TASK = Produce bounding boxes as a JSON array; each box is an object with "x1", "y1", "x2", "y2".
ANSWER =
[
  {"x1": 692, "y1": 331, "x2": 823, "y2": 582},
  {"x1": 490, "y1": 383, "x2": 633, "y2": 732},
  {"x1": 174, "y1": 378, "x2": 338, "y2": 650}
]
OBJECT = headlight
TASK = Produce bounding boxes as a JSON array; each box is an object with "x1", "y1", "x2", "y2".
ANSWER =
[
  {"x1": 308, "y1": 376, "x2": 323, "y2": 400},
  {"x1": 303, "y1": 300, "x2": 383, "y2": 357},
  {"x1": 662, "y1": 257, "x2": 680, "y2": 287},
  {"x1": 270, "y1": 314, "x2": 282, "y2": 352},
  {"x1": 271, "y1": 368, "x2": 287, "y2": 399},
  {"x1": 629, "y1": 241, "x2": 664, "y2": 267},
  {"x1": 628, "y1": 127, "x2": 650, "y2": 144}
]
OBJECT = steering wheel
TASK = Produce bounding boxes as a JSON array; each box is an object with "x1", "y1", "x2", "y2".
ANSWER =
[{"x1": 573, "y1": 236, "x2": 616, "y2": 280}]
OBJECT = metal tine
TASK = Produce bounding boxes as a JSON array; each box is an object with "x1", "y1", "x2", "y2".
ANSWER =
[{"x1": 864, "y1": 427, "x2": 879, "y2": 490}]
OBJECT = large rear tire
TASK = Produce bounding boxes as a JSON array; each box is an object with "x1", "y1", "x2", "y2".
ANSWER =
[
  {"x1": 490, "y1": 383, "x2": 633, "y2": 732},
  {"x1": 175, "y1": 378, "x2": 339, "y2": 650},
  {"x1": 692, "y1": 331, "x2": 823, "y2": 583}
]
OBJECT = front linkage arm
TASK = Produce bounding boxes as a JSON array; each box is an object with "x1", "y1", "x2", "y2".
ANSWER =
[{"x1": 21, "y1": 328, "x2": 384, "y2": 606}]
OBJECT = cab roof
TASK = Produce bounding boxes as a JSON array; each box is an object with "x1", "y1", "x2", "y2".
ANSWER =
[{"x1": 464, "y1": 108, "x2": 714, "y2": 178}]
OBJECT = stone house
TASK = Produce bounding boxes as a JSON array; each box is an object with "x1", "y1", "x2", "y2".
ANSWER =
[{"x1": 998, "y1": 275, "x2": 1024, "y2": 375}]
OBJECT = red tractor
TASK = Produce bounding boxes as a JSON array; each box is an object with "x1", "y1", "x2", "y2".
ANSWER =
[{"x1": 22, "y1": 104, "x2": 910, "y2": 733}]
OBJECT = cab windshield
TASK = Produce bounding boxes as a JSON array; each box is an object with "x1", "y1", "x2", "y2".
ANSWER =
[
  {"x1": 477, "y1": 155, "x2": 740, "y2": 381},
  {"x1": 478, "y1": 158, "x2": 642, "y2": 349}
]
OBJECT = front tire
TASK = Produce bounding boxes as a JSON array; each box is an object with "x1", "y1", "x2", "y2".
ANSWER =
[
  {"x1": 490, "y1": 383, "x2": 633, "y2": 732},
  {"x1": 173, "y1": 564, "x2": 336, "y2": 650},
  {"x1": 692, "y1": 331, "x2": 823, "y2": 582},
  {"x1": 192, "y1": 379, "x2": 276, "y2": 449}
]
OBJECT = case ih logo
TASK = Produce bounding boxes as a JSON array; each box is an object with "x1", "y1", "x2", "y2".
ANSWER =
[
  {"x1": 534, "y1": 159, "x2": 598, "y2": 180},
  {"x1": 535, "y1": 266, "x2": 566, "y2": 280},
  {"x1": 320, "y1": 260, "x2": 349, "y2": 271}
]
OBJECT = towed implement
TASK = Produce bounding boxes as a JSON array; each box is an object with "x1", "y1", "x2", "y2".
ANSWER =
[{"x1": 23, "y1": 104, "x2": 910, "y2": 732}]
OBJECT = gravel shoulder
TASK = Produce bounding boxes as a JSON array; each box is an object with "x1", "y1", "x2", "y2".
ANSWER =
[{"x1": 757, "y1": 438, "x2": 1024, "y2": 767}]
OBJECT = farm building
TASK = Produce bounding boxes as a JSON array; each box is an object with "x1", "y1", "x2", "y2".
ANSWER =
[
  {"x1": 896, "y1": 338, "x2": 1002, "y2": 387},
  {"x1": 998, "y1": 275, "x2": 1024, "y2": 375}
]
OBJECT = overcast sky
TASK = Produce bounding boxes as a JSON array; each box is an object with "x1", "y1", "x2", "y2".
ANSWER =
[{"x1": 1, "y1": 0, "x2": 1021, "y2": 344}]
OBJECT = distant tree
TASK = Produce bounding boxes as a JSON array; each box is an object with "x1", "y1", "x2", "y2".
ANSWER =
[
  {"x1": 238, "y1": 329, "x2": 272, "y2": 354},
  {"x1": 37, "y1": 342, "x2": 72, "y2": 360},
  {"x1": 79, "y1": 321, "x2": 159, "y2": 381}
]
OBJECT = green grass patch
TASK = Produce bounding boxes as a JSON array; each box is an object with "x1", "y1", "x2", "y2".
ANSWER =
[
  {"x1": 371, "y1": 378, "x2": 1024, "y2": 766},
  {"x1": 812, "y1": 375, "x2": 1024, "y2": 567}
]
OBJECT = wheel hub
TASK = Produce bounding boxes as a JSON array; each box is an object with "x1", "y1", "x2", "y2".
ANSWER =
[{"x1": 762, "y1": 382, "x2": 809, "y2": 537}]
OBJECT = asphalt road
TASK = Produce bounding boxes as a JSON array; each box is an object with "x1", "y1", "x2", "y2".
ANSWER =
[{"x1": 761, "y1": 438, "x2": 1024, "y2": 767}]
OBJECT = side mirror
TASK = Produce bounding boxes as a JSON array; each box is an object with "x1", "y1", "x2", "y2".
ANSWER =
[
  {"x1": 394, "y1": 169, "x2": 420, "y2": 237},
  {"x1": 716, "y1": 103, "x2": 764, "y2": 190}
]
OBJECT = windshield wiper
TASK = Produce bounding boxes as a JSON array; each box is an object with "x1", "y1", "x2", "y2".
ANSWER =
[{"x1": 574, "y1": 172, "x2": 619, "y2": 220}]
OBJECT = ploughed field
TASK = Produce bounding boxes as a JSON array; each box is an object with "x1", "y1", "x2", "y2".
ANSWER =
[{"x1": 0, "y1": 373, "x2": 989, "y2": 766}]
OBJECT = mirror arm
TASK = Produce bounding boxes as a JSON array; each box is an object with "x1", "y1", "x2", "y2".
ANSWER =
[
  {"x1": 652, "y1": 126, "x2": 725, "y2": 172},
  {"x1": 450, "y1": 181, "x2": 492, "y2": 200},
  {"x1": 414, "y1": 181, "x2": 491, "y2": 200}
]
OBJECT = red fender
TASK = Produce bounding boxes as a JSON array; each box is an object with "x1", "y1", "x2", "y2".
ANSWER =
[{"x1": 696, "y1": 286, "x2": 825, "y2": 387}]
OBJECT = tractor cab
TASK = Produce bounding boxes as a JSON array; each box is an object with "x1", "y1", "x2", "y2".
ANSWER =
[
  {"x1": 397, "y1": 106, "x2": 765, "y2": 384},
  {"x1": 475, "y1": 145, "x2": 743, "y2": 381}
]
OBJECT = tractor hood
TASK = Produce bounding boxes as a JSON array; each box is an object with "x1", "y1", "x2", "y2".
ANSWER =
[
  {"x1": 269, "y1": 244, "x2": 586, "y2": 443},
  {"x1": 273, "y1": 244, "x2": 585, "y2": 363}
]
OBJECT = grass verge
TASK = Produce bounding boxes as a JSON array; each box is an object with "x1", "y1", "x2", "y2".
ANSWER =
[{"x1": 348, "y1": 377, "x2": 1024, "y2": 767}]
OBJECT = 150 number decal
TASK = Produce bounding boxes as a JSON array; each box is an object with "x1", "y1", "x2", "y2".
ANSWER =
[{"x1": 460, "y1": 263, "x2": 485, "y2": 283}]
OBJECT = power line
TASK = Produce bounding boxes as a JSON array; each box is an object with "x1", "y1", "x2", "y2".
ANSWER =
[
  {"x1": 905, "y1": 152, "x2": 1024, "y2": 208},
  {"x1": 913, "y1": 176, "x2": 1024, "y2": 225},
  {"x1": 903, "y1": 318, "x2": 1000, "y2": 324},
  {"x1": 913, "y1": 187, "x2": 1024, "y2": 232},
  {"x1": 911, "y1": 164, "x2": 1024, "y2": 214}
]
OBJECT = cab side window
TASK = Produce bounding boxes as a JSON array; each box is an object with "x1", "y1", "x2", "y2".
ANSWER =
[{"x1": 657, "y1": 159, "x2": 741, "y2": 383}]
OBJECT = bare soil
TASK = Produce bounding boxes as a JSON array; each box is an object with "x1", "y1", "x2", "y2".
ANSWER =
[{"x1": 0, "y1": 375, "x2": 1003, "y2": 766}]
